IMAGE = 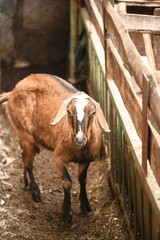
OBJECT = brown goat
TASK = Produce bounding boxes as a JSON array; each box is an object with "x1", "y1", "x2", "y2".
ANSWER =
[{"x1": 0, "y1": 74, "x2": 110, "y2": 225}]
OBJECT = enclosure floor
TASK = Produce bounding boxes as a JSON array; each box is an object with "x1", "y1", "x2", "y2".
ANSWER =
[{"x1": 0, "y1": 65, "x2": 129, "y2": 240}]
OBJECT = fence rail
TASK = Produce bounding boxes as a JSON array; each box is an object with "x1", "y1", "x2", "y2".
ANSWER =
[{"x1": 70, "y1": 0, "x2": 160, "y2": 239}]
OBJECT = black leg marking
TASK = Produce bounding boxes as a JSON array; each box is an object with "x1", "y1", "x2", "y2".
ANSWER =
[
  {"x1": 24, "y1": 176, "x2": 29, "y2": 189},
  {"x1": 62, "y1": 167, "x2": 72, "y2": 225},
  {"x1": 28, "y1": 167, "x2": 41, "y2": 202},
  {"x1": 79, "y1": 165, "x2": 92, "y2": 213}
]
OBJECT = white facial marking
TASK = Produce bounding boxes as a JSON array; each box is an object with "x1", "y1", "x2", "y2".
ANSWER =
[
  {"x1": 76, "y1": 125, "x2": 84, "y2": 140},
  {"x1": 75, "y1": 95, "x2": 88, "y2": 122}
]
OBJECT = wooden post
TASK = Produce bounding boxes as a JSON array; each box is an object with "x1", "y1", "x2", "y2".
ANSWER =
[
  {"x1": 142, "y1": 72, "x2": 149, "y2": 175},
  {"x1": 0, "y1": 61, "x2": 2, "y2": 93},
  {"x1": 143, "y1": 33, "x2": 156, "y2": 71},
  {"x1": 69, "y1": 0, "x2": 78, "y2": 80}
]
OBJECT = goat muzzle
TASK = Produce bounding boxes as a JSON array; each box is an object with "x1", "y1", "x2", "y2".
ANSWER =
[{"x1": 74, "y1": 135, "x2": 87, "y2": 149}]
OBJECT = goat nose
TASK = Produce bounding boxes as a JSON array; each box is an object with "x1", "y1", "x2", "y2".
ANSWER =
[
  {"x1": 74, "y1": 135, "x2": 87, "y2": 149},
  {"x1": 75, "y1": 136, "x2": 84, "y2": 144}
]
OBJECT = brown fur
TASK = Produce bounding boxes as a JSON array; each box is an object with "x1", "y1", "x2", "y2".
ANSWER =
[{"x1": 0, "y1": 73, "x2": 110, "y2": 224}]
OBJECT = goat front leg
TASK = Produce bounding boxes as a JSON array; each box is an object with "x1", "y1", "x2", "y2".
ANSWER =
[
  {"x1": 78, "y1": 163, "x2": 92, "y2": 213},
  {"x1": 56, "y1": 159, "x2": 72, "y2": 225}
]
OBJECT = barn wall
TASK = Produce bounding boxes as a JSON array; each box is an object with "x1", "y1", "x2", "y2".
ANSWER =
[{"x1": 0, "y1": 0, "x2": 70, "y2": 65}]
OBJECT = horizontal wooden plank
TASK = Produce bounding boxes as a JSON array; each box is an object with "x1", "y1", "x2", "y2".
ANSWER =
[
  {"x1": 120, "y1": 13, "x2": 160, "y2": 33},
  {"x1": 117, "y1": 0, "x2": 160, "y2": 7},
  {"x1": 105, "y1": 2, "x2": 160, "y2": 132},
  {"x1": 107, "y1": 37, "x2": 143, "y2": 139}
]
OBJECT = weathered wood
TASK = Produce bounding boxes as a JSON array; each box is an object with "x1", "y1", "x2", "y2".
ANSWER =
[
  {"x1": 117, "y1": 2, "x2": 127, "y2": 13},
  {"x1": 117, "y1": 0, "x2": 160, "y2": 7},
  {"x1": 143, "y1": 33, "x2": 156, "y2": 71},
  {"x1": 155, "y1": 71, "x2": 160, "y2": 83},
  {"x1": 105, "y1": 2, "x2": 160, "y2": 132},
  {"x1": 108, "y1": 79, "x2": 160, "y2": 223},
  {"x1": 149, "y1": 122, "x2": 160, "y2": 186},
  {"x1": 142, "y1": 73, "x2": 149, "y2": 175},
  {"x1": 95, "y1": 0, "x2": 104, "y2": 18},
  {"x1": 79, "y1": 2, "x2": 160, "y2": 238},
  {"x1": 153, "y1": 8, "x2": 160, "y2": 70},
  {"x1": 69, "y1": 0, "x2": 78, "y2": 79},
  {"x1": 83, "y1": 0, "x2": 104, "y2": 47},
  {"x1": 154, "y1": 8, "x2": 160, "y2": 16},
  {"x1": 107, "y1": 37, "x2": 143, "y2": 139},
  {"x1": 80, "y1": 7, "x2": 105, "y2": 73},
  {"x1": 120, "y1": 13, "x2": 160, "y2": 33}
]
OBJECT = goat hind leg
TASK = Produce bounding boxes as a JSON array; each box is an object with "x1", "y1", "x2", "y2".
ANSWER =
[{"x1": 22, "y1": 141, "x2": 41, "y2": 202}]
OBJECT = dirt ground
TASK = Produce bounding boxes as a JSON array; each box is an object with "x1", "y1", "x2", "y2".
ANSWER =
[{"x1": 0, "y1": 102, "x2": 130, "y2": 240}]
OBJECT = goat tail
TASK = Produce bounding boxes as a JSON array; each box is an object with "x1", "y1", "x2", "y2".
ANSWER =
[{"x1": 0, "y1": 91, "x2": 12, "y2": 104}]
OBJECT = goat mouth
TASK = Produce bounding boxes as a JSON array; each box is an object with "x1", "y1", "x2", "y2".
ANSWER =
[{"x1": 74, "y1": 138, "x2": 87, "y2": 149}]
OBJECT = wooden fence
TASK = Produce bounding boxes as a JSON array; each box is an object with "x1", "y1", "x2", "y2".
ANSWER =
[{"x1": 70, "y1": 0, "x2": 160, "y2": 239}]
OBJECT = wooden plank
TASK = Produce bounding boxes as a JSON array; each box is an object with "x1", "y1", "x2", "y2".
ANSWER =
[
  {"x1": 107, "y1": 37, "x2": 143, "y2": 139},
  {"x1": 117, "y1": 0, "x2": 160, "y2": 7},
  {"x1": 105, "y1": 2, "x2": 160, "y2": 133},
  {"x1": 83, "y1": 1, "x2": 160, "y2": 186},
  {"x1": 108, "y1": 79, "x2": 160, "y2": 224},
  {"x1": 69, "y1": 0, "x2": 78, "y2": 79},
  {"x1": 120, "y1": 13, "x2": 160, "y2": 33},
  {"x1": 83, "y1": 0, "x2": 104, "y2": 47},
  {"x1": 152, "y1": 211, "x2": 160, "y2": 240},
  {"x1": 143, "y1": 33, "x2": 156, "y2": 71},
  {"x1": 95, "y1": 0, "x2": 103, "y2": 18},
  {"x1": 149, "y1": 122, "x2": 160, "y2": 186},
  {"x1": 142, "y1": 73, "x2": 149, "y2": 175},
  {"x1": 80, "y1": 7, "x2": 105, "y2": 73},
  {"x1": 143, "y1": 190, "x2": 152, "y2": 240},
  {"x1": 153, "y1": 8, "x2": 160, "y2": 70}
]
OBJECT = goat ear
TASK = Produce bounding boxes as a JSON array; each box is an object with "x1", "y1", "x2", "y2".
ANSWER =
[
  {"x1": 94, "y1": 101, "x2": 111, "y2": 133},
  {"x1": 50, "y1": 97, "x2": 73, "y2": 126}
]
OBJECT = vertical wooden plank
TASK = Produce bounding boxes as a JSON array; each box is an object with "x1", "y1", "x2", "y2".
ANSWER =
[
  {"x1": 140, "y1": 183, "x2": 144, "y2": 240},
  {"x1": 142, "y1": 72, "x2": 149, "y2": 175},
  {"x1": 152, "y1": 211, "x2": 160, "y2": 240},
  {"x1": 93, "y1": 49, "x2": 96, "y2": 96},
  {"x1": 130, "y1": 151, "x2": 136, "y2": 233},
  {"x1": 143, "y1": 190, "x2": 152, "y2": 240},
  {"x1": 121, "y1": 131, "x2": 126, "y2": 198},
  {"x1": 110, "y1": 101, "x2": 116, "y2": 179},
  {"x1": 0, "y1": 61, "x2": 1, "y2": 93},
  {"x1": 124, "y1": 139, "x2": 132, "y2": 228},
  {"x1": 70, "y1": 0, "x2": 78, "y2": 79},
  {"x1": 142, "y1": 33, "x2": 156, "y2": 71},
  {"x1": 100, "y1": 68, "x2": 104, "y2": 110},
  {"x1": 116, "y1": 117, "x2": 122, "y2": 190},
  {"x1": 88, "y1": 38, "x2": 92, "y2": 89}
]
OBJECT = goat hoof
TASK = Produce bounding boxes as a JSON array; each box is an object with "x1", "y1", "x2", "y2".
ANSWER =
[
  {"x1": 81, "y1": 203, "x2": 92, "y2": 214},
  {"x1": 32, "y1": 191, "x2": 41, "y2": 202},
  {"x1": 62, "y1": 213, "x2": 73, "y2": 226}
]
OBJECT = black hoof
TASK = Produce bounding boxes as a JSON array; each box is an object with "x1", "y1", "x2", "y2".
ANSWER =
[
  {"x1": 32, "y1": 190, "x2": 41, "y2": 202},
  {"x1": 81, "y1": 202, "x2": 92, "y2": 214},
  {"x1": 30, "y1": 183, "x2": 41, "y2": 202},
  {"x1": 62, "y1": 213, "x2": 73, "y2": 226}
]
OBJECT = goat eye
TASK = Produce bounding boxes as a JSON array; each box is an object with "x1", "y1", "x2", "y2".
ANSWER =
[{"x1": 90, "y1": 112, "x2": 96, "y2": 118}]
